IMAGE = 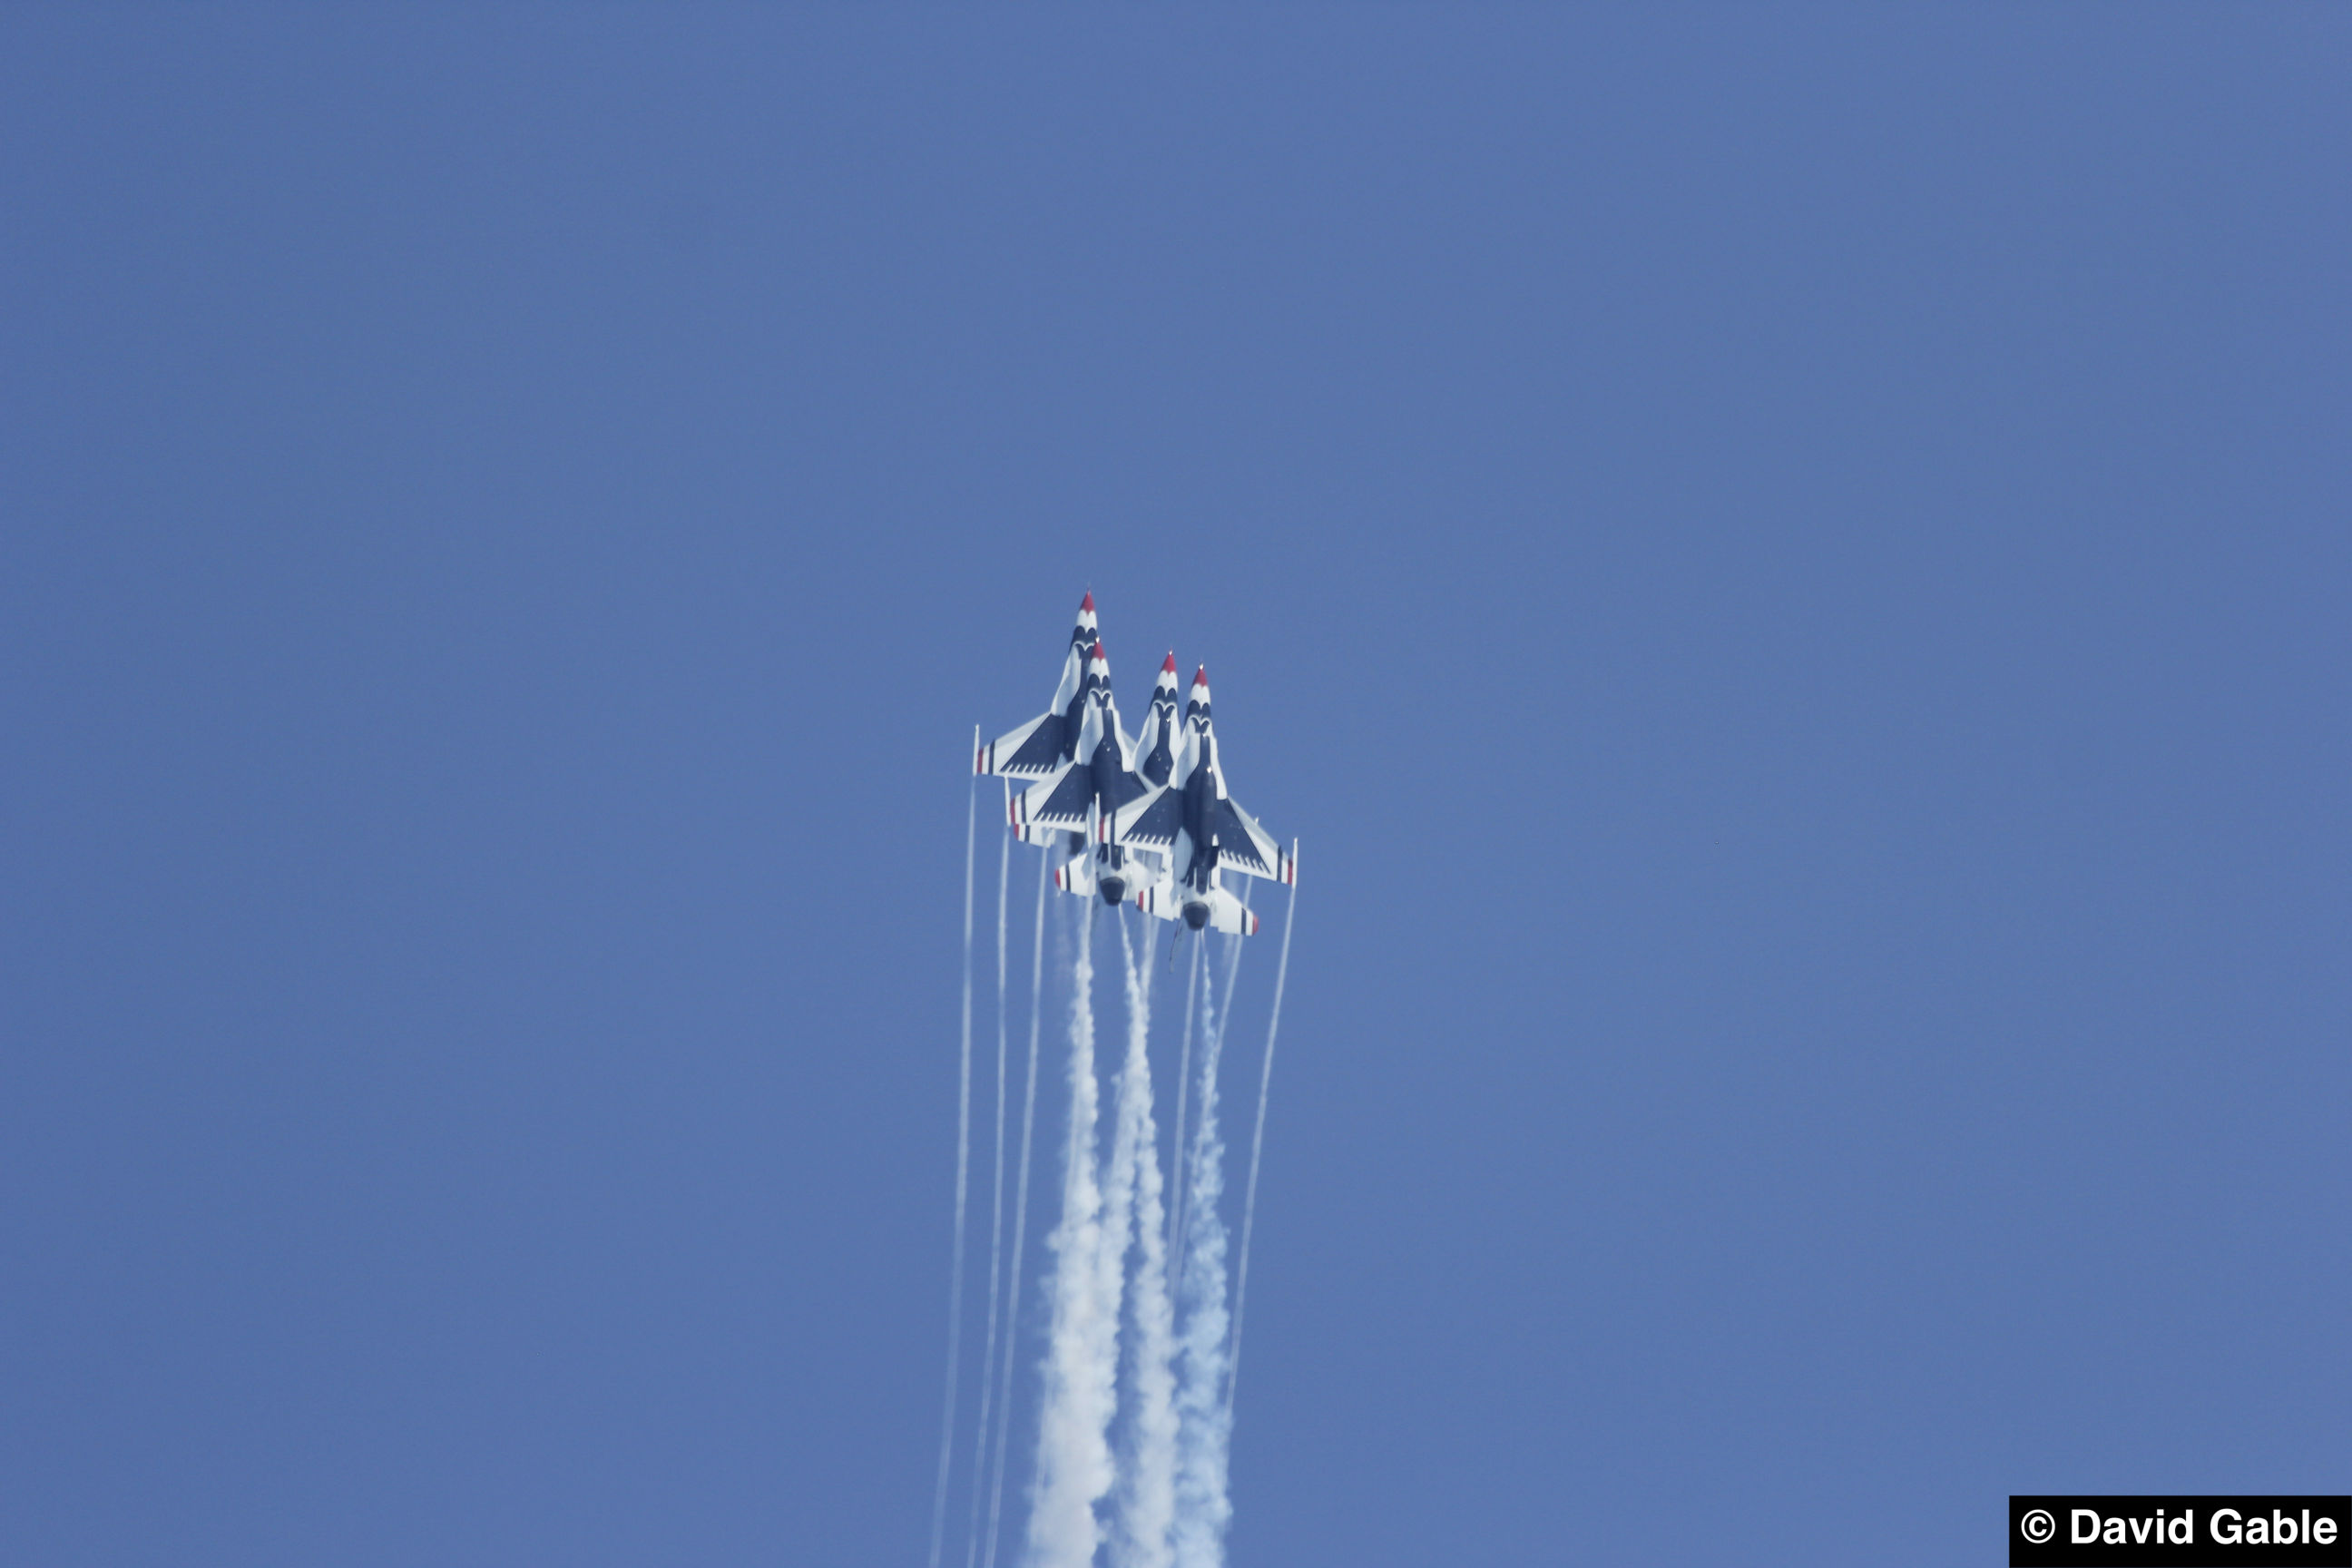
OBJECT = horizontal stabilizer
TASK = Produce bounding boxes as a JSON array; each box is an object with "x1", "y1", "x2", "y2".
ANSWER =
[
  {"x1": 1051, "y1": 848, "x2": 1163, "y2": 902},
  {"x1": 1134, "y1": 879, "x2": 1261, "y2": 936}
]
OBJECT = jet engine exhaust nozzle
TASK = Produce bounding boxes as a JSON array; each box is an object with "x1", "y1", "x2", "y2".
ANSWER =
[{"x1": 1098, "y1": 877, "x2": 1127, "y2": 906}]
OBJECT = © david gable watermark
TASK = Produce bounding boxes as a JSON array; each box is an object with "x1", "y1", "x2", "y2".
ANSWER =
[{"x1": 2011, "y1": 1495, "x2": 2348, "y2": 1567}]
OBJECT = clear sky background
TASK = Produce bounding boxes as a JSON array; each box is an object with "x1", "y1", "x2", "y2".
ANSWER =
[{"x1": 4, "y1": 8, "x2": 2346, "y2": 1565}]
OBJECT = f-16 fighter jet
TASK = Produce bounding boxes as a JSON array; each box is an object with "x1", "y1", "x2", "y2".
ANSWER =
[
  {"x1": 1002, "y1": 638, "x2": 1163, "y2": 906},
  {"x1": 974, "y1": 592, "x2": 1099, "y2": 784},
  {"x1": 1118, "y1": 665, "x2": 1297, "y2": 936},
  {"x1": 1047, "y1": 652, "x2": 1180, "y2": 905}
]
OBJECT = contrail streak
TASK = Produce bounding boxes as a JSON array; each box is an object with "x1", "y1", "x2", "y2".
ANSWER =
[
  {"x1": 1171, "y1": 951, "x2": 1235, "y2": 1568},
  {"x1": 963, "y1": 829, "x2": 1013, "y2": 1567},
  {"x1": 1225, "y1": 882, "x2": 1296, "y2": 1413},
  {"x1": 1110, "y1": 915, "x2": 1176, "y2": 1568},
  {"x1": 1026, "y1": 908, "x2": 1114, "y2": 1568},
  {"x1": 930, "y1": 781, "x2": 978, "y2": 1568},
  {"x1": 980, "y1": 851, "x2": 1050, "y2": 1568}
]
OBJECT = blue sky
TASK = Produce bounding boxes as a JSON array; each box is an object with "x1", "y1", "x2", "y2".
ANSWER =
[{"x1": 3, "y1": 8, "x2": 2346, "y2": 1564}]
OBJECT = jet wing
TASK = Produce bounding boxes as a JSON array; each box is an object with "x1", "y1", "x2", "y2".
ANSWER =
[
  {"x1": 1210, "y1": 798, "x2": 1296, "y2": 884},
  {"x1": 1008, "y1": 785, "x2": 1077, "y2": 850},
  {"x1": 1109, "y1": 789, "x2": 1200, "y2": 889},
  {"x1": 1106, "y1": 762, "x2": 1154, "y2": 815},
  {"x1": 1113, "y1": 786, "x2": 1181, "y2": 851},
  {"x1": 978, "y1": 711, "x2": 1068, "y2": 779},
  {"x1": 1011, "y1": 764, "x2": 1094, "y2": 835}
]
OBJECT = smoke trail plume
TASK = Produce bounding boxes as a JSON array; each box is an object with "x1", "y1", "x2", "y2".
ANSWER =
[
  {"x1": 1165, "y1": 940, "x2": 1200, "y2": 1269},
  {"x1": 1172, "y1": 904, "x2": 1247, "y2": 1300},
  {"x1": 1225, "y1": 884, "x2": 1296, "y2": 1412},
  {"x1": 1171, "y1": 950, "x2": 1236, "y2": 1568},
  {"x1": 1075, "y1": 913, "x2": 1144, "y2": 1563},
  {"x1": 931, "y1": 782, "x2": 978, "y2": 1568},
  {"x1": 981, "y1": 852, "x2": 1051, "y2": 1568},
  {"x1": 1026, "y1": 910, "x2": 1114, "y2": 1568},
  {"x1": 1110, "y1": 916, "x2": 1177, "y2": 1568},
  {"x1": 964, "y1": 830, "x2": 1013, "y2": 1565}
]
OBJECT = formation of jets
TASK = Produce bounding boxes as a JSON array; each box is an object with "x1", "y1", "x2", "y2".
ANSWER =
[{"x1": 976, "y1": 593, "x2": 1296, "y2": 937}]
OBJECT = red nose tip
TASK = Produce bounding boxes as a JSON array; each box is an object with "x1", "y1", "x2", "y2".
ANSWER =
[
  {"x1": 1091, "y1": 641, "x2": 1105, "y2": 661},
  {"x1": 1161, "y1": 652, "x2": 1177, "y2": 672},
  {"x1": 1192, "y1": 666, "x2": 1209, "y2": 686},
  {"x1": 1080, "y1": 591, "x2": 1094, "y2": 612}
]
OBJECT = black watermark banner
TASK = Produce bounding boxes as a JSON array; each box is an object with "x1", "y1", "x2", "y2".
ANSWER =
[{"x1": 2012, "y1": 1497, "x2": 2349, "y2": 1566}]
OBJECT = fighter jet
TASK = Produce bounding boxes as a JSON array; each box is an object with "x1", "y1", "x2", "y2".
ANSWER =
[
  {"x1": 975, "y1": 592, "x2": 1099, "y2": 783},
  {"x1": 1004, "y1": 638, "x2": 1162, "y2": 906},
  {"x1": 1116, "y1": 665, "x2": 1296, "y2": 936},
  {"x1": 1044, "y1": 652, "x2": 1181, "y2": 905}
]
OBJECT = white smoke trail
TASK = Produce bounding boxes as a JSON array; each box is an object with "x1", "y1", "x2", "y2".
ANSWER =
[
  {"x1": 1164, "y1": 939, "x2": 1200, "y2": 1269},
  {"x1": 1171, "y1": 950, "x2": 1236, "y2": 1568},
  {"x1": 1225, "y1": 882, "x2": 1296, "y2": 1413},
  {"x1": 930, "y1": 781, "x2": 978, "y2": 1568},
  {"x1": 1026, "y1": 908, "x2": 1115, "y2": 1568},
  {"x1": 964, "y1": 829, "x2": 1013, "y2": 1565},
  {"x1": 1076, "y1": 913, "x2": 1142, "y2": 1561},
  {"x1": 1172, "y1": 896, "x2": 1248, "y2": 1299},
  {"x1": 1110, "y1": 915, "x2": 1177, "y2": 1568},
  {"x1": 980, "y1": 851, "x2": 1051, "y2": 1568}
]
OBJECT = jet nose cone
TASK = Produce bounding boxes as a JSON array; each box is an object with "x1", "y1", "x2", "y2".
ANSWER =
[
  {"x1": 1161, "y1": 652, "x2": 1177, "y2": 672},
  {"x1": 1080, "y1": 591, "x2": 1094, "y2": 612}
]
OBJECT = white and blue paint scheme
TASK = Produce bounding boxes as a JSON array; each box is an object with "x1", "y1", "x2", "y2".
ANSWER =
[
  {"x1": 1117, "y1": 665, "x2": 1296, "y2": 936},
  {"x1": 975, "y1": 595, "x2": 1292, "y2": 922}
]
